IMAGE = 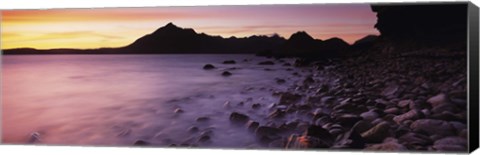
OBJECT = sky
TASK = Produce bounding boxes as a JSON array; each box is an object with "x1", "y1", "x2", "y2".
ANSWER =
[{"x1": 1, "y1": 4, "x2": 379, "y2": 50}]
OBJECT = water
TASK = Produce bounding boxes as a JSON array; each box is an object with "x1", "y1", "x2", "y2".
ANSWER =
[{"x1": 2, "y1": 54, "x2": 302, "y2": 148}]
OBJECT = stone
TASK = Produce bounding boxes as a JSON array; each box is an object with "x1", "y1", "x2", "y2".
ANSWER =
[
  {"x1": 188, "y1": 126, "x2": 199, "y2": 133},
  {"x1": 198, "y1": 135, "x2": 211, "y2": 143},
  {"x1": 335, "y1": 114, "x2": 363, "y2": 127},
  {"x1": 398, "y1": 132, "x2": 433, "y2": 146},
  {"x1": 221, "y1": 71, "x2": 232, "y2": 76},
  {"x1": 432, "y1": 136, "x2": 467, "y2": 151},
  {"x1": 360, "y1": 110, "x2": 379, "y2": 121},
  {"x1": 258, "y1": 61, "x2": 275, "y2": 65},
  {"x1": 133, "y1": 140, "x2": 150, "y2": 146},
  {"x1": 382, "y1": 85, "x2": 399, "y2": 96},
  {"x1": 268, "y1": 109, "x2": 286, "y2": 119},
  {"x1": 229, "y1": 112, "x2": 250, "y2": 124},
  {"x1": 203, "y1": 64, "x2": 215, "y2": 70},
  {"x1": 255, "y1": 126, "x2": 281, "y2": 143},
  {"x1": 196, "y1": 116, "x2": 210, "y2": 122},
  {"x1": 278, "y1": 93, "x2": 302, "y2": 105},
  {"x1": 410, "y1": 119, "x2": 456, "y2": 137},
  {"x1": 174, "y1": 108, "x2": 184, "y2": 114},
  {"x1": 251, "y1": 103, "x2": 261, "y2": 109},
  {"x1": 361, "y1": 121, "x2": 391, "y2": 143},
  {"x1": 384, "y1": 107, "x2": 400, "y2": 114},
  {"x1": 398, "y1": 99, "x2": 413, "y2": 108},
  {"x1": 427, "y1": 93, "x2": 448, "y2": 108},
  {"x1": 393, "y1": 109, "x2": 422, "y2": 124},
  {"x1": 28, "y1": 132, "x2": 41, "y2": 143},
  {"x1": 222, "y1": 60, "x2": 236, "y2": 64},
  {"x1": 365, "y1": 138, "x2": 407, "y2": 151},
  {"x1": 276, "y1": 78, "x2": 286, "y2": 84}
]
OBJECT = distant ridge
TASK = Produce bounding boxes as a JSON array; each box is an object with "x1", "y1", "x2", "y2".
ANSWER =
[{"x1": 3, "y1": 22, "x2": 376, "y2": 57}]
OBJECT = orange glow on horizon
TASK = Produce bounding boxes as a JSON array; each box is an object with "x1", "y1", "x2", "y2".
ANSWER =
[{"x1": 1, "y1": 5, "x2": 379, "y2": 50}]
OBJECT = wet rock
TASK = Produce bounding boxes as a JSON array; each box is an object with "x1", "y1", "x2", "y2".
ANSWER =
[
  {"x1": 393, "y1": 109, "x2": 422, "y2": 125},
  {"x1": 198, "y1": 135, "x2": 211, "y2": 143},
  {"x1": 133, "y1": 140, "x2": 150, "y2": 146},
  {"x1": 28, "y1": 132, "x2": 41, "y2": 143},
  {"x1": 431, "y1": 103, "x2": 460, "y2": 114},
  {"x1": 278, "y1": 93, "x2": 302, "y2": 105},
  {"x1": 174, "y1": 108, "x2": 184, "y2": 114},
  {"x1": 222, "y1": 60, "x2": 236, "y2": 64},
  {"x1": 196, "y1": 117, "x2": 210, "y2": 122},
  {"x1": 410, "y1": 119, "x2": 455, "y2": 137},
  {"x1": 398, "y1": 99, "x2": 413, "y2": 108},
  {"x1": 246, "y1": 120, "x2": 260, "y2": 131},
  {"x1": 229, "y1": 112, "x2": 250, "y2": 124},
  {"x1": 268, "y1": 109, "x2": 286, "y2": 119},
  {"x1": 303, "y1": 76, "x2": 315, "y2": 84},
  {"x1": 275, "y1": 78, "x2": 286, "y2": 84},
  {"x1": 360, "y1": 110, "x2": 379, "y2": 121},
  {"x1": 361, "y1": 121, "x2": 391, "y2": 143},
  {"x1": 333, "y1": 122, "x2": 366, "y2": 149},
  {"x1": 285, "y1": 125, "x2": 334, "y2": 149},
  {"x1": 251, "y1": 103, "x2": 261, "y2": 109},
  {"x1": 188, "y1": 126, "x2": 199, "y2": 133},
  {"x1": 255, "y1": 126, "x2": 281, "y2": 143},
  {"x1": 398, "y1": 132, "x2": 433, "y2": 147},
  {"x1": 432, "y1": 136, "x2": 467, "y2": 151},
  {"x1": 384, "y1": 107, "x2": 400, "y2": 114},
  {"x1": 365, "y1": 138, "x2": 407, "y2": 151},
  {"x1": 258, "y1": 61, "x2": 275, "y2": 65},
  {"x1": 283, "y1": 63, "x2": 292, "y2": 66},
  {"x1": 203, "y1": 64, "x2": 215, "y2": 70},
  {"x1": 427, "y1": 93, "x2": 448, "y2": 108},
  {"x1": 335, "y1": 114, "x2": 363, "y2": 127},
  {"x1": 221, "y1": 71, "x2": 232, "y2": 76},
  {"x1": 269, "y1": 138, "x2": 285, "y2": 148},
  {"x1": 382, "y1": 85, "x2": 399, "y2": 96}
]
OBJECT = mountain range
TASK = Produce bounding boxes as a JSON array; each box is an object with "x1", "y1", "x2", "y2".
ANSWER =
[{"x1": 2, "y1": 22, "x2": 377, "y2": 57}]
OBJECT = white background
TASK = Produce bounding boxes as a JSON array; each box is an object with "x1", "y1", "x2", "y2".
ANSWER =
[{"x1": 0, "y1": 0, "x2": 479, "y2": 155}]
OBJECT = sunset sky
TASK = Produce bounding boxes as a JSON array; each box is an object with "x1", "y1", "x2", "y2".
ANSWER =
[{"x1": 1, "y1": 4, "x2": 379, "y2": 50}]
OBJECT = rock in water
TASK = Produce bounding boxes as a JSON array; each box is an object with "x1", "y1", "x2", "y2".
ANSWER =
[
  {"x1": 203, "y1": 64, "x2": 215, "y2": 70},
  {"x1": 133, "y1": 140, "x2": 150, "y2": 146},
  {"x1": 361, "y1": 121, "x2": 391, "y2": 143},
  {"x1": 222, "y1": 60, "x2": 236, "y2": 64},
  {"x1": 278, "y1": 93, "x2": 302, "y2": 105},
  {"x1": 393, "y1": 109, "x2": 422, "y2": 124},
  {"x1": 246, "y1": 121, "x2": 260, "y2": 131},
  {"x1": 174, "y1": 108, "x2": 184, "y2": 114},
  {"x1": 255, "y1": 126, "x2": 281, "y2": 143},
  {"x1": 28, "y1": 132, "x2": 41, "y2": 143},
  {"x1": 382, "y1": 85, "x2": 398, "y2": 96},
  {"x1": 229, "y1": 112, "x2": 250, "y2": 124},
  {"x1": 258, "y1": 61, "x2": 275, "y2": 65},
  {"x1": 222, "y1": 71, "x2": 232, "y2": 76}
]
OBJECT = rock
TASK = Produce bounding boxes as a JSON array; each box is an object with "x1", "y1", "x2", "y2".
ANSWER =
[
  {"x1": 360, "y1": 110, "x2": 379, "y2": 121},
  {"x1": 28, "y1": 132, "x2": 41, "y2": 143},
  {"x1": 229, "y1": 112, "x2": 250, "y2": 124},
  {"x1": 246, "y1": 121, "x2": 260, "y2": 131},
  {"x1": 223, "y1": 101, "x2": 231, "y2": 108},
  {"x1": 283, "y1": 63, "x2": 292, "y2": 66},
  {"x1": 174, "y1": 108, "x2": 184, "y2": 114},
  {"x1": 303, "y1": 76, "x2": 315, "y2": 84},
  {"x1": 203, "y1": 64, "x2": 215, "y2": 70},
  {"x1": 222, "y1": 60, "x2": 236, "y2": 64},
  {"x1": 410, "y1": 119, "x2": 455, "y2": 137},
  {"x1": 133, "y1": 140, "x2": 150, "y2": 146},
  {"x1": 365, "y1": 138, "x2": 407, "y2": 151},
  {"x1": 398, "y1": 132, "x2": 433, "y2": 146},
  {"x1": 384, "y1": 107, "x2": 400, "y2": 114},
  {"x1": 278, "y1": 93, "x2": 302, "y2": 105},
  {"x1": 285, "y1": 134, "x2": 331, "y2": 149},
  {"x1": 361, "y1": 121, "x2": 391, "y2": 143},
  {"x1": 398, "y1": 99, "x2": 413, "y2": 108},
  {"x1": 382, "y1": 85, "x2": 399, "y2": 96},
  {"x1": 427, "y1": 93, "x2": 448, "y2": 107},
  {"x1": 432, "y1": 136, "x2": 467, "y2": 151},
  {"x1": 258, "y1": 61, "x2": 275, "y2": 65},
  {"x1": 304, "y1": 125, "x2": 334, "y2": 144},
  {"x1": 196, "y1": 116, "x2": 210, "y2": 122},
  {"x1": 333, "y1": 123, "x2": 366, "y2": 149},
  {"x1": 268, "y1": 109, "x2": 286, "y2": 119},
  {"x1": 255, "y1": 126, "x2": 281, "y2": 143},
  {"x1": 221, "y1": 71, "x2": 232, "y2": 76},
  {"x1": 188, "y1": 126, "x2": 199, "y2": 133},
  {"x1": 251, "y1": 103, "x2": 261, "y2": 109},
  {"x1": 335, "y1": 114, "x2": 363, "y2": 127},
  {"x1": 275, "y1": 78, "x2": 286, "y2": 84},
  {"x1": 431, "y1": 103, "x2": 460, "y2": 114},
  {"x1": 393, "y1": 109, "x2": 422, "y2": 124},
  {"x1": 198, "y1": 135, "x2": 211, "y2": 143},
  {"x1": 269, "y1": 138, "x2": 285, "y2": 148}
]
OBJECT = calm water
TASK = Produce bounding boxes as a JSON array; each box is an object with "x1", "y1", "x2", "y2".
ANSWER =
[{"x1": 2, "y1": 54, "x2": 302, "y2": 148}]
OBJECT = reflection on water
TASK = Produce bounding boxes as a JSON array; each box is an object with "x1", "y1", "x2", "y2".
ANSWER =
[{"x1": 2, "y1": 54, "x2": 298, "y2": 147}]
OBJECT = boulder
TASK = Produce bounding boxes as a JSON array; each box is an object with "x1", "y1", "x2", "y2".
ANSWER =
[
  {"x1": 246, "y1": 120, "x2": 260, "y2": 131},
  {"x1": 229, "y1": 112, "x2": 250, "y2": 124},
  {"x1": 133, "y1": 140, "x2": 150, "y2": 146},
  {"x1": 221, "y1": 71, "x2": 232, "y2": 76},
  {"x1": 258, "y1": 61, "x2": 275, "y2": 65},
  {"x1": 410, "y1": 119, "x2": 455, "y2": 137},
  {"x1": 432, "y1": 136, "x2": 467, "y2": 152},
  {"x1": 203, "y1": 64, "x2": 215, "y2": 70},
  {"x1": 361, "y1": 121, "x2": 391, "y2": 143},
  {"x1": 278, "y1": 93, "x2": 302, "y2": 105},
  {"x1": 222, "y1": 60, "x2": 236, "y2": 64},
  {"x1": 393, "y1": 109, "x2": 422, "y2": 124},
  {"x1": 427, "y1": 93, "x2": 448, "y2": 108}
]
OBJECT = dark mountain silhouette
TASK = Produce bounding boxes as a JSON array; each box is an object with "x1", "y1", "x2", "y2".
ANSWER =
[
  {"x1": 3, "y1": 22, "x2": 370, "y2": 57},
  {"x1": 274, "y1": 31, "x2": 350, "y2": 58}
]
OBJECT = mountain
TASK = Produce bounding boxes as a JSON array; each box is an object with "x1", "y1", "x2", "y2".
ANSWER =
[
  {"x1": 121, "y1": 22, "x2": 286, "y2": 54},
  {"x1": 2, "y1": 22, "x2": 371, "y2": 57}
]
